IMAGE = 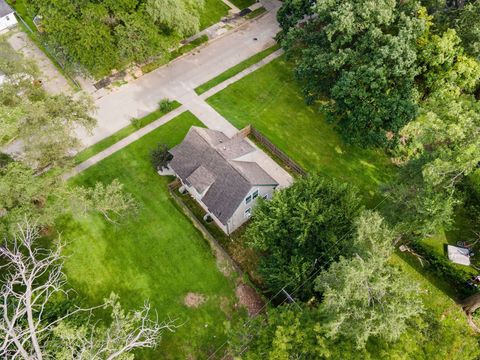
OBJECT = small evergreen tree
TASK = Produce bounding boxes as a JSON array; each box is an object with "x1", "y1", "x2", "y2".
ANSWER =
[{"x1": 150, "y1": 143, "x2": 172, "y2": 170}]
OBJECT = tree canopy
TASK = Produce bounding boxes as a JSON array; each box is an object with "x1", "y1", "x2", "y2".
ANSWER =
[
  {"x1": 30, "y1": 0, "x2": 206, "y2": 77},
  {"x1": 247, "y1": 175, "x2": 363, "y2": 299},
  {"x1": 281, "y1": 0, "x2": 426, "y2": 146},
  {"x1": 315, "y1": 211, "x2": 423, "y2": 348}
]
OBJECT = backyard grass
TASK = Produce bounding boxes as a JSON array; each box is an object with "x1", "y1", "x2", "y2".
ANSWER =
[
  {"x1": 422, "y1": 209, "x2": 479, "y2": 276},
  {"x1": 229, "y1": 0, "x2": 256, "y2": 9},
  {"x1": 60, "y1": 112, "x2": 243, "y2": 359},
  {"x1": 74, "y1": 101, "x2": 181, "y2": 164},
  {"x1": 207, "y1": 57, "x2": 395, "y2": 202},
  {"x1": 385, "y1": 253, "x2": 480, "y2": 358},
  {"x1": 206, "y1": 54, "x2": 480, "y2": 350},
  {"x1": 199, "y1": 0, "x2": 230, "y2": 29},
  {"x1": 195, "y1": 44, "x2": 280, "y2": 95}
]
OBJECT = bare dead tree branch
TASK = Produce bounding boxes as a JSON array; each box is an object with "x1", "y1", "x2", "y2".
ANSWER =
[{"x1": 0, "y1": 220, "x2": 177, "y2": 359}]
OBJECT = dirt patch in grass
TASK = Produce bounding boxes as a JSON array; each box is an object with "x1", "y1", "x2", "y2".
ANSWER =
[
  {"x1": 235, "y1": 283, "x2": 264, "y2": 317},
  {"x1": 184, "y1": 293, "x2": 207, "y2": 308}
]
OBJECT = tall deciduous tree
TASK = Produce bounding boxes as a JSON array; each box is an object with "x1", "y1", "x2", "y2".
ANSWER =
[
  {"x1": 385, "y1": 89, "x2": 480, "y2": 236},
  {"x1": 0, "y1": 39, "x2": 96, "y2": 169},
  {"x1": 315, "y1": 211, "x2": 423, "y2": 348},
  {"x1": 416, "y1": 10, "x2": 480, "y2": 96},
  {"x1": 454, "y1": 0, "x2": 480, "y2": 59},
  {"x1": 281, "y1": 0, "x2": 426, "y2": 146},
  {"x1": 145, "y1": 0, "x2": 204, "y2": 37},
  {"x1": 32, "y1": 0, "x2": 205, "y2": 77},
  {"x1": 247, "y1": 175, "x2": 363, "y2": 299}
]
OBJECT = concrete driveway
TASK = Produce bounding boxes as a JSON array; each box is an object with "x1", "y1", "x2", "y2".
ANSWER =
[{"x1": 7, "y1": 30, "x2": 72, "y2": 95}]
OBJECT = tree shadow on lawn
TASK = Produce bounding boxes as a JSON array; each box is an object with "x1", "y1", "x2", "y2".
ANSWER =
[
  {"x1": 57, "y1": 207, "x2": 239, "y2": 359},
  {"x1": 395, "y1": 249, "x2": 462, "y2": 301}
]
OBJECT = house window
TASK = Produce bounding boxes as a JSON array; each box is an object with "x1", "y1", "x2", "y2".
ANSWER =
[
  {"x1": 245, "y1": 195, "x2": 252, "y2": 204},
  {"x1": 252, "y1": 190, "x2": 259, "y2": 200},
  {"x1": 263, "y1": 194, "x2": 268, "y2": 200},
  {"x1": 244, "y1": 208, "x2": 251, "y2": 218},
  {"x1": 6, "y1": 16, "x2": 9, "y2": 21}
]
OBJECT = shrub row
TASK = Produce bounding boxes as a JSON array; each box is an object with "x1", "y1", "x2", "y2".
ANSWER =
[{"x1": 408, "y1": 241, "x2": 477, "y2": 298}]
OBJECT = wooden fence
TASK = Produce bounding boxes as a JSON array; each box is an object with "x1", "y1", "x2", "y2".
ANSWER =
[{"x1": 243, "y1": 125, "x2": 308, "y2": 177}]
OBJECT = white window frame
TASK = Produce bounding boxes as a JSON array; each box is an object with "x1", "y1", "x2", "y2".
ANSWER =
[
  {"x1": 263, "y1": 194, "x2": 268, "y2": 200},
  {"x1": 252, "y1": 189, "x2": 259, "y2": 200},
  {"x1": 245, "y1": 195, "x2": 252, "y2": 204},
  {"x1": 244, "y1": 208, "x2": 251, "y2": 218}
]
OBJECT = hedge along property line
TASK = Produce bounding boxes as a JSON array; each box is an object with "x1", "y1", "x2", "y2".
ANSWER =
[
  {"x1": 141, "y1": 35, "x2": 209, "y2": 74},
  {"x1": 194, "y1": 44, "x2": 280, "y2": 95},
  {"x1": 167, "y1": 179, "x2": 243, "y2": 277},
  {"x1": 408, "y1": 241, "x2": 477, "y2": 298},
  {"x1": 74, "y1": 100, "x2": 181, "y2": 164}
]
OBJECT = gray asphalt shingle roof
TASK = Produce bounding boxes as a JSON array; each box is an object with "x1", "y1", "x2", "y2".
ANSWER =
[
  {"x1": 169, "y1": 127, "x2": 278, "y2": 225},
  {"x1": 0, "y1": 0, "x2": 13, "y2": 18}
]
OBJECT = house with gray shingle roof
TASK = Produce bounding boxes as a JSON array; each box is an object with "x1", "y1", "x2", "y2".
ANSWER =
[
  {"x1": 169, "y1": 126, "x2": 279, "y2": 234},
  {"x1": 0, "y1": 0, "x2": 17, "y2": 32}
]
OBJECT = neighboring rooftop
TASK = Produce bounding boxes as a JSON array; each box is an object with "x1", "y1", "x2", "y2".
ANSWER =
[
  {"x1": 0, "y1": 0, "x2": 13, "y2": 18},
  {"x1": 169, "y1": 127, "x2": 278, "y2": 224}
]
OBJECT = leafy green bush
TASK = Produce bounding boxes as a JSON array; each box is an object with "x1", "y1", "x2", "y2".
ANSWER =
[
  {"x1": 158, "y1": 98, "x2": 175, "y2": 113},
  {"x1": 130, "y1": 117, "x2": 141, "y2": 129}
]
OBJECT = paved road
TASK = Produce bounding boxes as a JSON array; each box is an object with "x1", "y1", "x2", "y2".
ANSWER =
[
  {"x1": 79, "y1": 2, "x2": 281, "y2": 147},
  {"x1": 67, "y1": 49, "x2": 285, "y2": 178}
]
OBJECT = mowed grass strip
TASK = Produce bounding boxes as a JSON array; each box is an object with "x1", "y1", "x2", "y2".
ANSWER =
[
  {"x1": 61, "y1": 112, "x2": 241, "y2": 359},
  {"x1": 229, "y1": 0, "x2": 256, "y2": 10},
  {"x1": 199, "y1": 0, "x2": 230, "y2": 29},
  {"x1": 74, "y1": 101, "x2": 181, "y2": 164},
  {"x1": 194, "y1": 44, "x2": 280, "y2": 95},
  {"x1": 206, "y1": 57, "x2": 395, "y2": 200}
]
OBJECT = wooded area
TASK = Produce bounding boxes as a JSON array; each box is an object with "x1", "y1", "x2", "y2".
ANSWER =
[{"x1": 21, "y1": 0, "x2": 211, "y2": 77}]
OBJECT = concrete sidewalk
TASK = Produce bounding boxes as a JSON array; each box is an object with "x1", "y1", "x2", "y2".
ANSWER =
[
  {"x1": 79, "y1": 2, "x2": 281, "y2": 148},
  {"x1": 67, "y1": 48, "x2": 286, "y2": 180}
]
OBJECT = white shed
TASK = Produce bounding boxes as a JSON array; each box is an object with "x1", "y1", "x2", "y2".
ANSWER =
[{"x1": 0, "y1": 0, "x2": 17, "y2": 32}]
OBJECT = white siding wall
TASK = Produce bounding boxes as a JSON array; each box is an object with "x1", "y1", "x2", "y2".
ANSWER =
[
  {"x1": 0, "y1": 13, "x2": 17, "y2": 32},
  {"x1": 226, "y1": 185, "x2": 276, "y2": 234}
]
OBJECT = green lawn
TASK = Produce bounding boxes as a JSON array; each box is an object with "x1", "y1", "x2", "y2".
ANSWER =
[
  {"x1": 199, "y1": 0, "x2": 230, "y2": 29},
  {"x1": 206, "y1": 55, "x2": 480, "y2": 352},
  {"x1": 60, "y1": 112, "x2": 243, "y2": 359},
  {"x1": 195, "y1": 44, "x2": 280, "y2": 95},
  {"x1": 207, "y1": 57, "x2": 395, "y2": 201},
  {"x1": 385, "y1": 253, "x2": 480, "y2": 358},
  {"x1": 229, "y1": 0, "x2": 256, "y2": 9},
  {"x1": 75, "y1": 101, "x2": 181, "y2": 164}
]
